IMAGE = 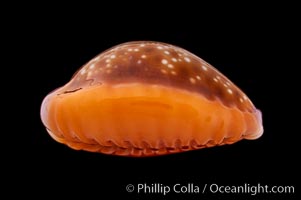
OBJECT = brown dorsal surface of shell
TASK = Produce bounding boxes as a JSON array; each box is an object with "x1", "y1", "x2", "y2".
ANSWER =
[{"x1": 65, "y1": 41, "x2": 255, "y2": 112}]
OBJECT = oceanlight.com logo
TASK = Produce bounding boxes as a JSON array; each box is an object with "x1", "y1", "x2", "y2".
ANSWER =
[{"x1": 125, "y1": 183, "x2": 295, "y2": 196}]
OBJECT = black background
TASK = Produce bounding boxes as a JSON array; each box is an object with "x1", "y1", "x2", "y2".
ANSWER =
[{"x1": 8, "y1": 3, "x2": 298, "y2": 199}]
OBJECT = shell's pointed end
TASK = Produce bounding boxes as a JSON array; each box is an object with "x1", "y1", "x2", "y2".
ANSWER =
[{"x1": 245, "y1": 109, "x2": 264, "y2": 140}]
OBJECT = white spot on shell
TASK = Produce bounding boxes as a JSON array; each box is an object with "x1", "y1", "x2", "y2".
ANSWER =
[
  {"x1": 137, "y1": 60, "x2": 142, "y2": 64},
  {"x1": 227, "y1": 88, "x2": 233, "y2": 94},
  {"x1": 89, "y1": 64, "x2": 95, "y2": 69},
  {"x1": 134, "y1": 48, "x2": 139, "y2": 52},
  {"x1": 164, "y1": 50, "x2": 170, "y2": 55},
  {"x1": 202, "y1": 65, "x2": 208, "y2": 71},
  {"x1": 140, "y1": 44, "x2": 145, "y2": 47},
  {"x1": 171, "y1": 71, "x2": 177, "y2": 75},
  {"x1": 80, "y1": 68, "x2": 86, "y2": 75},
  {"x1": 243, "y1": 95, "x2": 248, "y2": 100},
  {"x1": 167, "y1": 64, "x2": 174, "y2": 69},
  {"x1": 239, "y1": 97, "x2": 244, "y2": 102},
  {"x1": 161, "y1": 59, "x2": 168, "y2": 65},
  {"x1": 127, "y1": 48, "x2": 133, "y2": 52},
  {"x1": 157, "y1": 46, "x2": 163, "y2": 50},
  {"x1": 110, "y1": 54, "x2": 116, "y2": 59},
  {"x1": 184, "y1": 57, "x2": 191, "y2": 62},
  {"x1": 213, "y1": 78, "x2": 218, "y2": 82},
  {"x1": 196, "y1": 75, "x2": 201, "y2": 80},
  {"x1": 189, "y1": 77, "x2": 196, "y2": 84},
  {"x1": 161, "y1": 69, "x2": 167, "y2": 74},
  {"x1": 105, "y1": 59, "x2": 110, "y2": 63},
  {"x1": 141, "y1": 55, "x2": 147, "y2": 59},
  {"x1": 171, "y1": 58, "x2": 177, "y2": 62}
]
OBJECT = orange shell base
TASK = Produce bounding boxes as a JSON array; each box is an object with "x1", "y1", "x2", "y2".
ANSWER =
[{"x1": 41, "y1": 83, "x2": 262, "y2": 157}]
